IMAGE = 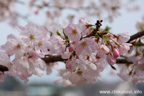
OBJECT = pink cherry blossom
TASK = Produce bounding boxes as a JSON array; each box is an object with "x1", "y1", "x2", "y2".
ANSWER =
[
  {"x1": 119, "y1": 43, "x2": 131, "y2": 55},
  {"x1": 64, "y1": 24, "x2": 81, "y2": 42},
  {"x1": 96, "y1": 44, "x2": 110, "y2": 58},
  {"x1": 1, "y1": 34, "x2": 26, "y2": 59},
  {"x1": 76, "y1": 38, "x2": 96, "y2": 55},
  {"x1": 18, "y1": 24, "x2": 47, "y2": 47},
  {"x1": 117, "y1": 33, "x2": 130, "y2": 43}
]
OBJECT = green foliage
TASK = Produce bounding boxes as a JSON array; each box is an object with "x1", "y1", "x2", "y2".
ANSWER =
[
  {"x1": 139, "y1": 26, "x2": 144, "y2": 31},
  {"x1": 57, "y1": 31, "x2": 63, "y2": 38},
  {"x1": 135, "y1": 43, "x2": 144, "y2": 46},
  {"x1": 63, "y1": 29, "x2": 68, "y2": 39},
  {"x1": 104, "y1": 26, "x2": 111, "y2": 32}
]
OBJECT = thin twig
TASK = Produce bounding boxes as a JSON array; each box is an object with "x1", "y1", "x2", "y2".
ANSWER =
[{"x1": 84, "y1": 20, "x2": 103, "y2": 38}]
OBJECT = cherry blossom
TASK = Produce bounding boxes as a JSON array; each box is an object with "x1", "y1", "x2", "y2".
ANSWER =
[
  {"x1": 0, "y1": 17, "x2": 143, "y2": 86},
  {"x1": 75, "y1": 38, "x2": 96, "y2": 55},
  {"x1": 18, "y1": 24, "x2": 47, "y2": 47},
  {"x1": 118, "y1": 63, "x2": 144, "y2": 85},
  {"x1": 64, "y1": 24, "x2": 81, "y2": 42}
]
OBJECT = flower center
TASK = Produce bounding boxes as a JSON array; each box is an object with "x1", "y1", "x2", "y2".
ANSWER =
[
  {"x1": 81, "y1": 42, "x2": 87, "y2": 47},
  {"x1": 38, "y1": 42, "x2": 42, "y2": 47},
  {"x1": 30, "y1": 35, "x2": 35, "y2": 40},
  {"x1": 72, "y1": 30, "x2": 77, "y2": 35},
  {"x1": 16, "y1": 44, "x2": 21, "y2": 49},
  {"x1": 77, "y1": 70, "x2": 83, "y2": 76}
]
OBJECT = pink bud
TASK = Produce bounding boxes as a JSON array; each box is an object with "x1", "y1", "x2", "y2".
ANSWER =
[
  {"x1": 113, "y1": 48, "x2": 120, "y2": 58},
  {"x1": 107, "y1": 54, "x2": 116, "y2": 65},
  {"x1": 69, "y1": 45, "x2": 74, "y2": 52},
  {"x1": 100, "y1": 45, "x2": 110, "y2": 54},
  {"x1": 96, "y1": 54, "x2": 100, "y2": 59}
]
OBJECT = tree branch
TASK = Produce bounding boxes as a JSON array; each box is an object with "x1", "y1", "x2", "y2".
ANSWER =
[
  {"x1": 127, "y1": 30, "x2": 144, "y2": 43},
  {"x1": 116, "y1": 58, "x2": 132, "y2": 64},
  {"x1": 0, "y1": 56, "x2": 133, "y2": 72},
  {"x1": 0, "y1": 65, "x2": 8, "y2": 73},
  {"x1": 41, "y1": 55, "x2": 132, "y2": 64},
  {"x1": 41, "y1": 55, "x2": 67, "y2": 63},
  {"x1": 84, "y1": 20, "x2": 103, "y2": 38},
  {"x1": 1, "y1": 28, "x2": 144, "y2": 72}
]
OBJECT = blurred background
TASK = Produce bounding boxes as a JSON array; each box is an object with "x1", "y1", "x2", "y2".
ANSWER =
[{"x1": 0, "y1": 0, "x2": 144, "y2": 96}]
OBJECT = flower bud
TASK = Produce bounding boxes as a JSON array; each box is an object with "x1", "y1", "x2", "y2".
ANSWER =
[
  {"x1": 100, "y1": 45, "x2": 110, "y2": 54},
  {"x1": 95, "y1": 54, "x2": 100, "y2": 59},
  {"x1": 107, "y1": 54, "x2": 116, "y2": 65},
  {"x1": 113, "y1": 48, "x2": 120, "y2": 58},
  {"x1": 69, "y1": 44, "x2": 74, "y2": 52}
]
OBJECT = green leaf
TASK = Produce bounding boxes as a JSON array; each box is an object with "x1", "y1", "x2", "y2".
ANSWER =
[
  {"x1": 135, "y1": 43, "x2": 144, "y2": 46},
  {"x1": 90, "y1": 27, "x2": 95, "y2": 31},
  {"x1": 63, "y1": 29, "x2": 68, "y2": 39},
  {"x1": 110, "y1": 65, "x2": 117, "y2": 70},
  {"x1": 95, "y1": 36, "x2": 100, "y2": 38},
  {"x1": 104, "y1": 26, "x2": 111, "y2": 32},
  {"x1": 57, "y1": 31, "x2": 62, "y2": 38},
  {"x1": 139, "y1": 26, "x2": 144, "y2": 31}
]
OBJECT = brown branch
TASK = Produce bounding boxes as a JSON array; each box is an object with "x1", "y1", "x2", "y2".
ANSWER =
[
  {"x1": 41, "y1": 55, "x2": 67, "y2": 63},
  {"x1": 41, "y1": 55, "x2": 132, "y2": 64},
  {"x1": 116, "y1": 58, "x2": 132, "y2": 64},
  {"x1": 0, "y1": 56, "x2": 134, "y2": 72},
  {"x1": 0, "y1": 65, "x2": 8, "y2": 73},
  {"x1": 127, "y1": 30, "x2": 144, "y2": 43}
]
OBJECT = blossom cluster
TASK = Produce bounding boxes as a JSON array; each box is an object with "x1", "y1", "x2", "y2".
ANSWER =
[
  {"x1": 118, "y1": 36, "x2": 144, "y2": 85},
  {"x1": 117, "y1": 16, "x2": 144, "y2": 85},
  {"x1": 54, "y1": 21, "x2": 131, "y2": 86},
  {"x1": 0, "y1": 18, "x2": 132, "y2": 86}
]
